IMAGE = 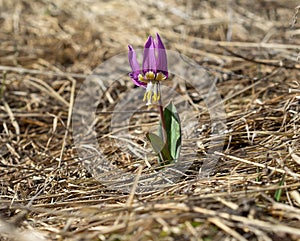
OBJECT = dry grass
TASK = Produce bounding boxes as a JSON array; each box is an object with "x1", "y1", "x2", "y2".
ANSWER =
[{"x1": 1, "y1": 0, "x2": 300, "y2": 240}]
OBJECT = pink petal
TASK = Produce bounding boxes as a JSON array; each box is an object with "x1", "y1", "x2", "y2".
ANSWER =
[
  {"x1": 128, "y1": 45, "x2": 146, "y2": 87},
  {"x1": 142, "y1": 36, "x2": 156, "y2": 74},
  {"x1": 156, "y1": 33, "x2": 168, "y2": 78}
]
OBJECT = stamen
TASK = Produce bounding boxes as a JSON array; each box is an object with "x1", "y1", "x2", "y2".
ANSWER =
[
  {"x1": 156, "y1": 72, "x2": 166, "y2": 81},
  {"x1": 152, "y1": 82, "x2": 160, "y2": 102},
  {"x1": 138, "y1": 74, "x2": 148, "y2": 83},
  {"x1": 145, "y1": 71, "x2": 155, "y2": 80},
  {"x1": 143, "y1": 81, "x2": 161, "y2": 106},
  {"x1": 143, "y1": 81, "x2": 153, "y2": 102},
  {"x1": 146, "y1": 97, "x2": 152, "y2": 106}
]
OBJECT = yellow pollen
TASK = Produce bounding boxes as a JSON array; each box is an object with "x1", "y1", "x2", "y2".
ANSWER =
[
  {"x1": 145, "y1": 71, "x2": 155, "y2": 80},
  {"x1": 138, "y1": 74, "x2": 148, "y2": 83},
  {"x1": 153, "y1": 92, "x2": 160, "y2": 102},
  {"x1": 142, "y1": 81, "x2": 161, "y2": 106},
  {"x1": 156, "y1": 72, "x2": 166, "y2": 81}
]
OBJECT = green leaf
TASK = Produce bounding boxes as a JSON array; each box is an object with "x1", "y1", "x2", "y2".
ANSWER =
[
  {"x1": 161, "y1": 102, "x2": 182, "y2": 162},
  {"x1": 146, "y1": 132, "x2": 164, "y2": 153},
  {"x1": 274, "y1": 174, "x2": 285, "y2": 202},
  {"x1": 146, "y1": 132, "x2": 172, "y2": 163}
]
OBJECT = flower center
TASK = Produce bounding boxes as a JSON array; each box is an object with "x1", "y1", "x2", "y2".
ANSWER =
[
  {"x1": 139, "y1": 71, "x2": 166, "y2": 106},
  {"x1": 138, "y1": 71, "x2": 166, "y2": 83}
]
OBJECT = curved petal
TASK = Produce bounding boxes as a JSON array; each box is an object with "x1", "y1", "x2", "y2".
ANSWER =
[
  {"x1": 129, "y1": 73, "x2": 147, "y2": 88},
  {"x1": 142, "y1": 36, "x2": 156, "y2": 74},
  {"x1": 128, "y1": 45, "x2": 146, "y2": 87},
  {"x1": 128, "y1": 45, "x2": 140, "y2": 76},
  {"x1": 155, "y1": 33, "x2": 168, "y2": 78}
]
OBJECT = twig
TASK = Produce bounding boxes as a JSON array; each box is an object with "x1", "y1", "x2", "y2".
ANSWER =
[
  {"x1": 0, "y1": 65, "x2": 87, "y2": 78},
  {"x1": 220, "y1": 46, "x2": 300, "y2": 70},
  {"x1": 208, "y1": 217, "x2": 248, "y2": 241},
  {"x1": 215, "y1": 151, "x2": 300, "y2": 178},
  {"x1": 126, "y1": 165, "x2": 143, "y2": 207},
  {"x1": 58, "y1": 77, "x2": 76, "y2": 168},
  {"x1": 3, "y1": 100, "x2": 20, "y2": 142}
]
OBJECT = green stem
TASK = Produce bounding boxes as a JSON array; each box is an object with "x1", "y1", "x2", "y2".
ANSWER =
[{"x1": 158, "y1": 98, "x2": 167, "y2": 144}]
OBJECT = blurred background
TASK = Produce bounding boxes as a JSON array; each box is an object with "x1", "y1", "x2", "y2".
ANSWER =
[
  {"x1": 1, "y1": 0, "x2": 299, "y2": 73},
  {"x1": 1, "y1": 1, "x2": 300, "y2": 240}
]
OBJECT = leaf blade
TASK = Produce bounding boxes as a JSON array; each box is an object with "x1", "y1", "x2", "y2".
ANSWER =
[
  {"x1": 146, "y1": 132, "x2": 172, "y2": 162},
  {"x1": 163, "y1": 102, "x2": 182, "y2": 161}
]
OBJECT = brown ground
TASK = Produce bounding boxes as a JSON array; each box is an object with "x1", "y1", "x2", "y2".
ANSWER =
[{"x1": 1, "y1": 0, "x2": 300, "y2": 240}]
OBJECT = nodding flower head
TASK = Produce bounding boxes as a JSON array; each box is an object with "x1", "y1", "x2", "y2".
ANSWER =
[{"x1": 128, "y1": 33, "x2": 168, "y2": 105}]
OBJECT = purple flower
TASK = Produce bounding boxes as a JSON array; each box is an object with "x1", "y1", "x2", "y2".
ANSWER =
[{"x1": 128, "y1": 33, "x2": 168, "y2": 105}]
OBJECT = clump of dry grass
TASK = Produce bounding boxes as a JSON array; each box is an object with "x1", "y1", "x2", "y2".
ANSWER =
[{"x1": 0, "y1": 0, "x2": 300, "y2": 240}]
